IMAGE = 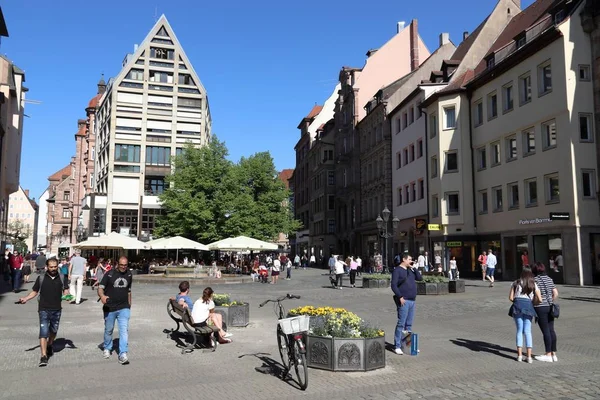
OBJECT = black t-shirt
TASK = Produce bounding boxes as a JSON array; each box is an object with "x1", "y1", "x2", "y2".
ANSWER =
[
  {"x1": 100, "y1": 268, "x2": 132, "y2": 311},
  {"x1": 32, "y1": 273, "x2": 66, "y2": 311}
]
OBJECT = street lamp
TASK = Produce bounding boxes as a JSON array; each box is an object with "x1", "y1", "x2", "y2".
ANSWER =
[
  {"x1": 376, "y1": 207, "x2": 399, "y2": 273},
  {"x1": 76, "y1": 221, "x2": 87, "y2": 242}
]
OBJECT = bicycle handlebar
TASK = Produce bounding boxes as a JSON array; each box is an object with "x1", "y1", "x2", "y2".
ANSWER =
[{"x1": 258, "y1": 293, "x2": 301, "y2": 307}]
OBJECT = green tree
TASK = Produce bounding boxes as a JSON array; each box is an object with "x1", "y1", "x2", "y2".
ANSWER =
[{"x1": 7, "y1": 219, "x2": 31, "y2": 253}]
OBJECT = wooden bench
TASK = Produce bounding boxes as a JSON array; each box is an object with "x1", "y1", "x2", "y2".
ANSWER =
[{"x1": 166, "y1": 298, "x2": 219, "y2": 353}]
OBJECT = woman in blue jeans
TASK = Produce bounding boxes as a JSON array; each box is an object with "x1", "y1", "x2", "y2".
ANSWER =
[{"x1": 509, "y1": 267, "x2": 542, "y2": 363}]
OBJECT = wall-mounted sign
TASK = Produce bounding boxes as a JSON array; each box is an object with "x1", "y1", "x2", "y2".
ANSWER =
[
  {"x1": 549, "y1": 212, "x2": 570, "y2": 221},
  {"x1": 399, "y1": 231, "x2": 408, "y2": 237},
  {"x1": 518, "y1": 218, "x2": 552, "y2": 225},
  {"x1": 415, "y1": 219, "x2": 427, "y2": 230},
  {"x1": 428, "y1": 224, "x2": 442, "y2": 231},
  {"x1": 446, "y1": 241, "x2": 462, "y2": 247}
]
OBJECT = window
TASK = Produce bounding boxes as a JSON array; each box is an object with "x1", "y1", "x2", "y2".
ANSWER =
[
  {"x1": 579, "y1": 65, "x2": 591, "y2": 81},
  {"x1": 61, "y1": 226, "x2": 69, "y2": 236},
  {"x1": 486, "y1": 56, "x2": 495, "y2": 70},
  {"x1": 396, "y1": 118, "x2": 402, "y2": 133},
  {"x1": 63, "y1": 191, "x2": 70, "y2": 201},
  {"x1": 397, "y1": 188, "x2": 403, "y2": 206},
  {"x1": 396, "y1": 152, "x2": 402, "y2": 169},
  {"x1": 417, "y1": 139, "x2": 423, "y2": 158},
  {"x1": 411, "y1": 182, "x2": 416, "y2": 202},
  {"x1": 62, "y1": 209, "x2": 70, "y2": 219},
  {"x1": 9, "y1": 213, "x2": 12, "y2": 218},
  {"x1": 177, "y1": 97, "x2": 202, "y2": 109},
  {"x1": 503, "y1": 83, "x2": 513, "y2": 112},
  {"x1": 444, "y1": 106, "x2": 456, "y2": 129},
  {"x1": 508, "y1": 182, "x2": 519, "y2": 209},
  {"x1": 114, "y1": 144, "x2": 141, "y2": 163},
  {"x1": 150, "y1": 47, "x2": 174, "y2": 60},
  {"x1": 446, "y1": 193, "x2": 460, "y2": 215},
  {"x1": 516, "y1": 35, "x2": 526, "y2": 49},
  {"x1": 145, "y1": 146, "x2": 171, "y2": 166},
  {"x1": 538, "y1": 61, "x2": 552, "y2": 95},
  {"x1": 418, "y1": 179, "x2": 424, "y2": 200},
  {"x1": 506, "y1": 135, "x2": 517, "y2": 161},
  {"x1": 409, "y1": 107, "x2": 414, "y2": 124},
  {"x1": 477, "y1": 147, "x2": 487, "y2": 170},
  {"x1": 479, "y1": 190, "x2": 488, "y2": 214},
  {"x1": 432, "y1": 195, "x2": 439, "y2": 217},
  {"x1": 525, "y1": 178, "x2": 538, "y2": 207},
  {"x1": 327, "y1": 171, "x2": 335, "y2": 185},
  {"x1": 402, "y1": 113, "x2": 408, "y2": 129},
  {"x1": 114, "y1": 165, "x2": 141, "y2": 173},
  {"x1": 474, "y1": 101, "x2": 483, "y2": 126},
  {"x1": 144, "y1": 176, "x2": 166, "y2": 195},
  {"x1": 542, "y1": 119, "x2": 557, "y2": 150},
  {"x1": 579, "y1": 113, "x2": 593, "y2": 142},
  {"x1": 403, "y1": 148, "x2": 408, "y2": 165},
  {"x1": 582, "y1": 169, "x2": 596, "y2": 198},
  {"x1": 404, "y1": 185, "x2": 410, "y2": 203},
  {"x1": 519, "y1": 73, "x2": 532, "y2": 105},
  {"x1": 178, "y1": 74, "x2": 195, "y2": 85},
  {"x1": 327, "y1": 219, "x2": 336, "y2": 234},
  {"x1": 126, "y1": 69, "x2": 144, "y2": 81},
  {"x1": 487, "y1": 92, "x2": 498, "y2": 120},
  {"x1": 493, "y1": 186, "x2": 503, "y2": 212},
  {"x1": 410, "y1": 144, "x2": 415, "y2": 162},
  {"x1": 522, "y1": 128, "x2": 535, "y2": 156},
  {"x1": 149, "y1": 70, "x2": 173, "y2": 83},
  {"x1": 445, "y1": 151, "x2": 458, "y2": 173},
  {"x1": 431, "y1": 156, "x2": 438, "y2": 178},
  {"x1": 545, "y1": 173, "x2": 560, "y2": 203},
  {"x1": 429, "y1": 114, "x2": 437, "y2": 138}
]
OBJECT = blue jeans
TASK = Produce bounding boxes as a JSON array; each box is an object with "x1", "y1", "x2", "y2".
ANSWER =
[
  {"x1": 394, "y1": 299, "x2": 416, "y2": 349},
  {"x1": 286, "y1": 266, "x2": 291, "y2": 279},
  {"x1": 514, "y1": 315, "x2": 533, "y2": 348},
  {"x1": 104, "y1": 308, "x2": 130, "y2": 355},
  {"x1": 11, "y1": 268, "x2": 22, "y2": 291},
  {"x1": 39, "y1": 310, "x2": 62, "y2": 338}
]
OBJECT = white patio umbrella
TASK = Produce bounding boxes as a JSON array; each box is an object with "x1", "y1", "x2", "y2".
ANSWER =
[
  {"x1": 207, "y1": 235, "x2": 278, "y2": 251},
  {"x1": 146, "y1": 236, "x2": 208, "y2": 262},
  {"x1": 75, "y1": 232, "x2": 148, "y2": 250}
]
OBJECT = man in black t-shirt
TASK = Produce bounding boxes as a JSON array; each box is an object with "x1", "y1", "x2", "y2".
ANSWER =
[
  {"x1": 99, "y1": 256, "x2": 132, "y2": 365},
  {"x1": 19, "y1": 258, "x2": 69, "y2": 367}
]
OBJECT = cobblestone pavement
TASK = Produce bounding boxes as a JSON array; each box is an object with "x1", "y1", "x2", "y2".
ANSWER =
[{"x1": 0, "y1": 270, "x2": 599, "y2": 399}]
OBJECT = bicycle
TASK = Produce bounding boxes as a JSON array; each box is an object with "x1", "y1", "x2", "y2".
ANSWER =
[{"x1": 259, "y1": 293, "x2": 308, "y2": 390}]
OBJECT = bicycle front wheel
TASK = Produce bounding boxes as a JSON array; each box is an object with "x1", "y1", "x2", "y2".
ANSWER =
[
  {"x1": 277, "y1": 326, "x2": 290, "y2": 371},
  {"x1": 293, "y1": 339, "x2": 308, "y2": 390}
]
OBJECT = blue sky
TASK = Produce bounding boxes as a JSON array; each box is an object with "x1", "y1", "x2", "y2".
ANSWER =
[{"x1": 2, "y1": 0, "x2": 534, "y2": 201}]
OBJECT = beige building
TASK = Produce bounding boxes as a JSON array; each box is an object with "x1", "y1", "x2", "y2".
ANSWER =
[{"x1": 7, "y1": 186, "x2": 38, "y2": 252}]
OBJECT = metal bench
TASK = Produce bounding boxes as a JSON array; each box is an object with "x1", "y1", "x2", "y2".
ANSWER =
[{"x1": 166, "y1": 298, "x2": 219, "y2": 353}]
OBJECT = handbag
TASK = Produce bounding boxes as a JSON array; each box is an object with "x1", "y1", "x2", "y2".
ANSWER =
[
  {"x1": 508, "y1": 303, "x2": 515, "y2": 317},
  {"x1": 550, "y1": 302, "x2": 560, "y2": 318}
]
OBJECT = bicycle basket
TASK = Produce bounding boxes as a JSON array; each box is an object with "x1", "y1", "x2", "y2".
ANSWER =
[{"x1": 278, "y1": 315, "x2": 310, "y2": 335}]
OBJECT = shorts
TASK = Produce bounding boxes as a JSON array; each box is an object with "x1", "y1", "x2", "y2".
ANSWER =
[
  {"x1": 271, "y1": 271, "x2": 280, "y2": 276},
  {"x1": 39, "y1": 310, "x2": 62, "y2": 339},
  {"x1": 486, "y1": 267, "x2": 495, "y2": 277},
  {"x1": 480, "y1": 264, "x2": 487, "y2": 270}
]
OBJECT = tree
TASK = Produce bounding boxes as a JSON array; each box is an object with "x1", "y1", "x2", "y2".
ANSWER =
[{"x1": 7, "y1": 219, "x2": 31, "y2": 253}]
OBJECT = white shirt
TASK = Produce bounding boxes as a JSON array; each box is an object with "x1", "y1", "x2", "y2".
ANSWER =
[
  {"x1": 310, "y1": 255, "x2": 316, "y2": 263},
  {"x1": 272, "y1": 259, "x2": 281, "y2": 272},
  {"x1": 334, "y1": 260, "x2": 345, "y2": 274},
  {"x1": 417, "y1": 255, "x2": 425, "y2": 267},
  {"x1": 450, "y1": 260, "x2": 457, "y2": 269},
  {"x1": 486, "y1": 253, "x2": 497, "y2": 268},
  {"x1": 191, "y1": 299, "x2": 214, "y2": 324},
  {"x1": 356, "y1": 257, "x2": 362, "y2": 267},
  {"x1": 555, "y1": 254, "x2": 563, "y2": 267},
  {"x1": 435, "y1": 255, "x2": 441, "y2": 264}
]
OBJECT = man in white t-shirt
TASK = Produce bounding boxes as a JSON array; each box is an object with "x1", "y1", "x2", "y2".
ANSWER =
[
  {"x1": 417, "y1": 254, "x2": 426, "y2": 272},
  {"x1": 554, "y1": 254, "x2": 563, "y2": 272},
  {"x1": 309, "y1": 254, "x2": 316, "y2": 269},
  {"x1": 271, "y1": 258, "x2": 281, "y2": 284},
  {"x1": 485, "y1": 250, "x2": 498, "y2": 287},
  {"x1": 356, "y1": 256, "x2": 362, "y2": 276}
]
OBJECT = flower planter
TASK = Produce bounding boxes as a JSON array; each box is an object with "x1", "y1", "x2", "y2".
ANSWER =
[
  {"x1": 417, "y1": 282, "x2": 449, "y2": 295},
  {"x1": 362, "y1": 278, "x2": 391, "y2": 289},
  {"x1": 306, "y1": 334, "x2": 385, "y2": 371},
  {"x1": 214, "y1": 303, "x2": 250, "y2": 328},
  {"x1": 449, "y1": 280, "x2": 465, "y2": 293}
]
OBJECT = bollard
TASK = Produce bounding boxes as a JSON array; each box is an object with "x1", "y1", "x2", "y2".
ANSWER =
[{"x1": 411, "y1": 333, "x2": 419, "y2": 355}]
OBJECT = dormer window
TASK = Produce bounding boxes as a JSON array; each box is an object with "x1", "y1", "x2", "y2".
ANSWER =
[
  {"x1": 486, "y1": 56, "x2": 495, "y2": 70},
  {"x1": 554, "y1": 9, "x2": 566, "y2": 25},
  {"x1": 516, "y1": 35, "x2": 526, "y2": 49}
]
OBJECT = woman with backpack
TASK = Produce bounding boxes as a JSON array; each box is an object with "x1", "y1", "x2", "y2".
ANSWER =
[{"x1": 509, "y1": 267, "x2": 542, "y2": 363}]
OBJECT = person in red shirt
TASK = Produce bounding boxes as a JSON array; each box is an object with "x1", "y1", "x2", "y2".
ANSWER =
[{"x1": 9, "y1": 250, "x2": 24, "y2": 292}]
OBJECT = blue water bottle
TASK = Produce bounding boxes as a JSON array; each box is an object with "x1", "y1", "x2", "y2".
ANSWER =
[{"x1": 411, "y1": 333, "x2": 419, "y2": 356}]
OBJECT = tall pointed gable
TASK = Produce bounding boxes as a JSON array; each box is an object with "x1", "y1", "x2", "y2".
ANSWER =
[{"x1": 112, "y1": 14, "x2": 208, "y2": 96}]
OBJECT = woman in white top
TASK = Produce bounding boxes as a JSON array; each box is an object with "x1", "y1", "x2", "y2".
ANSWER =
[
  {"x1": 449, "y1": 256, "x2": 458, "y2": 280},
  {"x1": 509, "y1": 267, "x2": 542, "y2": 363},
  {"x1": 191, "y1": 287, "x2": 232, "y2": 343}
]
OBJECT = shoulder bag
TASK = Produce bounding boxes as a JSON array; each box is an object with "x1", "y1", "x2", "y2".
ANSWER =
[{"x1": 551, "y1": 302, "x2": 560, "y2": 318}]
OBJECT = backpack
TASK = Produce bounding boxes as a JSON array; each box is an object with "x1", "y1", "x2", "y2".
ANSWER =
[{"x1": 37, "y1": 272, "x2": 65, "y2": 301}]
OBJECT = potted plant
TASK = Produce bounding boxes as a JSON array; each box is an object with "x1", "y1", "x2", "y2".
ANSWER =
[
  {"x1": 362, "y1": 273, "x2": 392, "y2": 288},
  {"x1": 288, "y1": 306, "x2": 385, "y2": 371},
  {"x1": 417, "y1": 275, "x2": 449, "y2": 295},
  {"x1": 213, "y1": 294, "x2": 250, "y2": 328},
  {"x1": 449, "y1": 278, "x2": 465, "y2": 293}
]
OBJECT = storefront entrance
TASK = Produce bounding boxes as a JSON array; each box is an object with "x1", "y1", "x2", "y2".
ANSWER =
[{"x1": 532, "y1": 234, "x2": 564, "y2": 284}]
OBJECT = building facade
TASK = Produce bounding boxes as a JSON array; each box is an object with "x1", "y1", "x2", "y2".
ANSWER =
[
  {"x1": 7, "y1": 186, "x2": 38, "y2": 252},
  {"x1": 85, "y1": 15, "x2": 212, "y2": 240},
  {"x1": 36, "y1": 188, "x2": 49, "y2": 250},
  {"x1": 46, "y1": 165, "x2": 73, "y2": 255}
]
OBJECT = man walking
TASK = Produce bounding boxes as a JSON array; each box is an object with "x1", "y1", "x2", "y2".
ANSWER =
[
  {"x1": 485, "y1": 249, "x2": 497, "y2": 287},
  {"x1": 35, "y1": 251, "x2": 47, "y2": 274},
  {"x1": 9, "y1": 250, "x2": 24, "y2": 292},
  {"x1": 328, "y1": 254, "x2": 336, "y2": 275},
  {"x1": 391, "y1": 253, "x2": 422, "y2": 355},
  {"x1": 68, "y1": 249, "x2": 87, "y2": 304},
  {"x1": 99, "y1": 256, "x2": 133, "y2": 365},
  {"x1": 18, "y1": 258, "x2": 69, "y2": 367}
]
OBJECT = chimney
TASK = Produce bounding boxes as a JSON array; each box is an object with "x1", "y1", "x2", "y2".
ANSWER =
[
  {"x1": 77, "y1": 119, "x2": 86, "y2": 129},
  {"x1": 410, "y1": 19, "x2": 419, "y2": 71},
  {"x1": 463, "y1": 31, "x2": 469, "y2": 41},
  {"x1": 397, "y1": 21, "x2": 406, "y2": 33},
  {"x1": 439, "y1": 33, "x2": 450, "y2": 47}
]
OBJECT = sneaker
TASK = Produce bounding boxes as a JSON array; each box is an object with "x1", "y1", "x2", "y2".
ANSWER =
[
  {"x1": 527, "y1": 357, "x2": 533, "y2": 364},
  {"x1": 118, "y1": 352, "x2": 129, "y2": 365},
  {"x1": 552, "y1": 354, "x2": 558, "y2": 362},
  {"x1": 394, "y1": 348, "x2": 404, "y2": 355},
  {"x1": 103, "y1": 349, "x2": 111, "y2": 359},
  {"x1": 46, "y1": 345, "x2": 53, "y2": 358},
  {"x1": 338, "y1": 287, "x2": 342, "y2": 290},
  {"x1": 516, "y1": 355, "x2": 523, "y2": 362},
  {"x1": 39, "y1": 356, "x2": 48, "y2": 367},
  {"x1": 534, "y1": 355, "x2": 553, "y2": 362},
  {"x1": 223, "y1": 332, "x2": 233, "y2": 338}
]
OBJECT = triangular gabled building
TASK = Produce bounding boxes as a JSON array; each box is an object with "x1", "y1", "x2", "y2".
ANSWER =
[{"x1": 87, "y1": 15, "x2": 212, "y2": 239}]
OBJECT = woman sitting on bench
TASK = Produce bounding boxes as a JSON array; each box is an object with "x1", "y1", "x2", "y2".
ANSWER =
[{"x1": 192, "y1": 287, "x2": 232, "y2": 343}]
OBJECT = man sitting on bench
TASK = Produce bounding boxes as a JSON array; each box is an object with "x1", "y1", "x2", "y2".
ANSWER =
[{"x1": 176, "y1": 281, "x2": 194, "y2": 310}]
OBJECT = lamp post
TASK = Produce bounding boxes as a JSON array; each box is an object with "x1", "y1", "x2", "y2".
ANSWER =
[
  {"x1": 376, "y1": 207, "x2": 399, "y2": 273},
  {"x1": 76, "y1": 221, "x2": 88, "y2": 243}
]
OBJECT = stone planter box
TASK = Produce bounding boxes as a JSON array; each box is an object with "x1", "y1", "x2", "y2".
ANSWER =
[
  {"x1": 214, "y1": 303, "x2": 250, "y2": 328},
  {"x1": 449, "y1": 280, "x2": 465, "y2": 293},
  {"x1": 362, "y1": 278, "x2": 391, "y2": 289},
  {"x1": 306, "y1": 334, "x2": 386, "y2": 371},
  {"x1": 417, "y1": 282, "x2": 449, "y2": 295}
]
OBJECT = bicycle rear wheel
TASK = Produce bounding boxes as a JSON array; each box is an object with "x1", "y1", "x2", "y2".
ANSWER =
[
  {"x1": 293, "y1": 339, "x2": 308, "y2": 390},
  {"x1": 277, "y1": 326, "x2": 290, "y2": 371}
]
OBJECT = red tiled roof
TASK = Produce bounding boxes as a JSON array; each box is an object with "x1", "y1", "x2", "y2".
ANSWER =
[
  {"x1": 437, "y1": 69, "x2": 475, "y2": 94},
  {"x1": 306, "y1": 105, "x2": 323, "y2": 119},
  {"x1": 48, "y1": 165, "x2": 71, "y2": 181},
  {"x1": 88, "y1": 94, "x2": 101, "y2": 108},
  {"x1": 278, "y1": 169, "x2": 294, "y2": 189}
]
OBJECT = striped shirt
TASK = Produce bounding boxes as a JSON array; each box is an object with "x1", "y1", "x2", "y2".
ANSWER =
[{"x1": 534, "y1": 275, "x2": 555, "y2": 307}]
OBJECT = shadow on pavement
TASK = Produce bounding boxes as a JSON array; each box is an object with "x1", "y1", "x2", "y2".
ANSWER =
[
  {"x1": 450, "y1": 338, "x2": 516, "y2": 360},
  {"x1": 238, "y1": 353, "x2": 301, "y2": 390},
  {"x1": 561, "y1": 285, "x2": 600, "y2": 290},
  {"x1": 96, "y1": 339, "x2": 120, "y2": 351},
  {"x1": 162, "y1": 329, "x2": 213, "y2": 352},
  {"x1": 53, "y1": 338, "x2": 77, "y2": 352},
  {"x1": 561, "y1": 296, "x2": 600, "y2": 303}
]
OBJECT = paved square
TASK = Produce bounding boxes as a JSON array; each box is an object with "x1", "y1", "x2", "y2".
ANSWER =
[{"x1": 1, "y1": 269, "x2": 599, "y2": 399}]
